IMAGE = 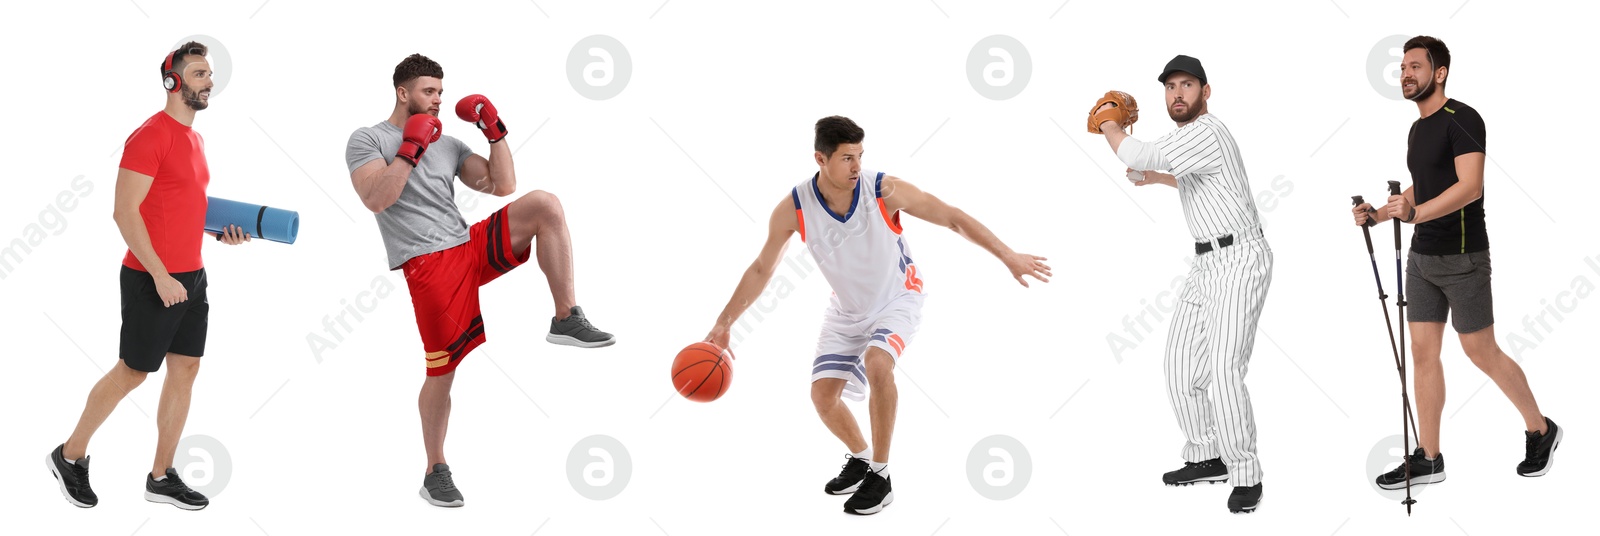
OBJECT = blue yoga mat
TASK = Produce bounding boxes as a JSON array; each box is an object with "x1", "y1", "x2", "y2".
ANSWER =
[{"x1": 205, "y1": 197, "x2": 300, "y2": 244}]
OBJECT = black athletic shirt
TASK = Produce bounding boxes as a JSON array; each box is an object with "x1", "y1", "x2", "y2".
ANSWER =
[{"x1": 1407, "y1": 98, "x2": 1488, "y2": 255}]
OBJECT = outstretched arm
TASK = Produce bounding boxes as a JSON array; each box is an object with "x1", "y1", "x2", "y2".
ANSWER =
[
  {"x1": 704, "y1": 197, "x2": 799, "y2": 349},
  {"x1": 881, "y1": 176, "x2": 1050, "y2": 287}
]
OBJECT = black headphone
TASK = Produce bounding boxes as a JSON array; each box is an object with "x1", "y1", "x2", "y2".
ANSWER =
[{"x1": 161, "y1": 48, "x2": 183, "y2": 93}]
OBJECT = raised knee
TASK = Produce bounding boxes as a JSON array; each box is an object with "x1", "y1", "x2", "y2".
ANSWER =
[{"x1": 528, "y1": 189, "x2": 562, "y2": 211}]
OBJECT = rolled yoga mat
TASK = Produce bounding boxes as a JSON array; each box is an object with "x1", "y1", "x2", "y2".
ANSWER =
[{"x1": 205, "y1": 197, "x2": 300, "y2": 244}]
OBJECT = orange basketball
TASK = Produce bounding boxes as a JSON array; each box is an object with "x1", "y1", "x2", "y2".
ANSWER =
[{"x1": 672, "y1": 342, "x2": 733, "y2": 402}]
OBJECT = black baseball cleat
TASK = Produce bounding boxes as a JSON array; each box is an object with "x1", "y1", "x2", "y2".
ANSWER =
[
  {"x1": 1376, "y1": 447, "x2": 1446, "y2": 490},
  {"x1": 825, "y1": 455, "x2": 871, "y2": 495},
  {"x1": 146, "y1": 468, "x2": 209, "y2": 510},
  {"x1": 1518, "y1": 416, "x2": 1563, "y2": 477},
  {"x1": 842, "y1": 470, "x2": 893, "y2": 515},
  {"x1": 1162, "y1": 458, "x2": 1228, "y2": 486},
  {"x1": 547, "y1": 306, "x2": 616, "y2": 348},
  {"x1": 47, "y1": 444, "x2": 97, "y2": 508},
  {"x1": 1227, "y1": 483, "x2": 1262, "y2": 514}
]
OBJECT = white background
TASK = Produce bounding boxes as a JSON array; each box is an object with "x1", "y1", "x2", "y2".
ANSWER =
[{"x1": 3, "y1": 1, "x2": 1595, "y2": 535}]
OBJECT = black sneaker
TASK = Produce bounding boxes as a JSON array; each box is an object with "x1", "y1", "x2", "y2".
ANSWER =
[
  {"x1": 842, "y1": 470, "x2": 893, "y2": 515},
  {"x1": 1376, "y1": 447, "x2": 1445, "y2": 490},
  {"x1": 824, "y1": 455, "x2": 871, "y2": 495},
  {"x1": 47, "y1": 444, "x2": 97, "y2": 508},
  {"x1": 547, "y1": 306, "x2": 615, "y2": 348},
  {"x1": 1162, "y1": 458, "x2": 1228, "y2": 486},
  {"x1": 1227, "y1": 483, "x2": 1262, "y2": 514},
  {"x1": 419, "y1": 463, "x2": 464, "y2": 507},
  {"x1": 145, "y1": 468, "x2": 208, "y2": 510},
  {"x1": 1518, "y1": 416, "x2": 1563, "y2": 477}
]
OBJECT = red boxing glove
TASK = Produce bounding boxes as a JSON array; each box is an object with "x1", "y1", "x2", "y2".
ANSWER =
[
  {"x1": 455, "y1": 94, "x2": 508, "y2": 143},
  {"x1": 397, "y1": 113, "x2": 442, "y2": 166}
]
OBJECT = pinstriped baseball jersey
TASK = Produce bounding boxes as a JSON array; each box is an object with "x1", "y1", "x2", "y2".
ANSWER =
[
  {"x1": 1153, "y1": 114, "x2": 1261, "y2": 240},
  {"x1": 792, "y1": 170, "x2": 925, "y2": 319}
]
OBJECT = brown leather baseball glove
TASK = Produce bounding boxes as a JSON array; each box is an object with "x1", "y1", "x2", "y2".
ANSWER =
[{"x1": 1087, "y1": 91, "x2": 1139, "y2": 134}]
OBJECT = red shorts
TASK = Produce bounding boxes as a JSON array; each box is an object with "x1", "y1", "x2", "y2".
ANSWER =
[{"x1": 400, "y1": 206, "x2": 528, "y2": 376}]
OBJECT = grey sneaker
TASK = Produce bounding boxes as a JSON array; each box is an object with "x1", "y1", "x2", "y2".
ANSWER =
[
  {"x1": 547, "y1": 306, "x2": 615, "y2": 348},
  {"x1": 419, "y1": 463, "x2": 464, "y2": 507}
]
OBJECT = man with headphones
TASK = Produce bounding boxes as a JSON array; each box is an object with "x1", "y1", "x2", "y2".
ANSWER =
[
  {"x1": 1354, "y1": 35, "x2": 1562, "y2": 489},
  {"x1": 47, "y1": 41, "x2": 249, "y2": 511}
]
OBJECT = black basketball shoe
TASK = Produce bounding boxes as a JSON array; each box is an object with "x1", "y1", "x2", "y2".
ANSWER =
[
  {"x1": 825, "y1": 455, "x2": 871, "y2": 495},
  {"x1": 843, "y1": 470, "x2": 893, "y2": 515}
]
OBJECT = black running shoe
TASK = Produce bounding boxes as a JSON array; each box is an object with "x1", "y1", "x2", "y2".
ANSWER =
[
  {"x1": 47, "y1": 444, "x2": 97, "y2": 508},
  {"x1": 843, "y1": 470, "x2": 893, "y2": 515},
  {"x1": 1162, "y1": 458, "x2": 1228, "y2": 486},
  {"x1": 1376, "y1": 447, "x2": 1445, "y2": 490},
  {"x1": 420, "y1": 463, "x2": 464, "y2": 507},
  {"x1": 145, "y1": 468, "x2": 208, "y2": 510},
  {"x1": 824, "y1": 455, "x2": 871, "y2": 495},
  {"x1": 547, "y1": 306, "x2": 615, "y2": 348},
  {"x1": 1518, "y1": 416, "x2": 1563, "y2": 477},
  {"x1": 1228, "y1": 483, "x2": 1262, "y2": 514}
]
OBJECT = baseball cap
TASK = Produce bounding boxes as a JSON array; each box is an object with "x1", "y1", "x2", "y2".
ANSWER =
[{"x1": 1158, "y1": 55, "x2": 1208, "y2": 86}]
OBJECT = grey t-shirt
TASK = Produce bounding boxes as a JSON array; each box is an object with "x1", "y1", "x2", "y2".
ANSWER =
[{"x1": 345, "y1": 120, "x2": 474, "y2": 269}]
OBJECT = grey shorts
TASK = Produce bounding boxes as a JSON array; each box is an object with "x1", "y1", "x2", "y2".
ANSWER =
[{"x1": 1405, "y1": 249, "x2": 1493, "y2": 333}]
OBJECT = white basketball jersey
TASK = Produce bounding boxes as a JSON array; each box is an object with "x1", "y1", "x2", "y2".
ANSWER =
[{"x1": 792, "y1": 170, "x2": 925, "y2": 317}]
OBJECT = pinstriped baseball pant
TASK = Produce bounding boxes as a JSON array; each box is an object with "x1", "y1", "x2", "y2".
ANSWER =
[{"x1": 1165, "y1": 234, "x2": 1273, "y2": 487}]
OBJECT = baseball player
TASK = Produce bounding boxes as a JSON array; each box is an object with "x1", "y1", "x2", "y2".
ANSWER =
[
  {"x1": 48, "y1": 42, "x2": 248, "y2": 511},
  {"x1": 1353, "y1": 36, "x2": 1560, "y2": 489},
  {"x1": 703, "y1": 116, "x2": 1050, "y2": 515},
  {"x1": 345, "y1": 54, "x2": 615, "y2": 507},
  {"x1": 1090, "y1": 55, "x2": 1272, "y2": 514}
]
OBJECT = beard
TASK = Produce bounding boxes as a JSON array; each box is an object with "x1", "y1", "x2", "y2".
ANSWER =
[
  {"x1": 408, "y1": 100, "x2": 436, "y2": 116},
  {"x1": 1167, "y1": 99, "x2": 1203, "y2": 123},
  {"x1": 181, "y1": 85, "x2": 209, "y2": 111},
  {"x1": 1402, "y1": 76, "x2": 1438, "y2": 102}
]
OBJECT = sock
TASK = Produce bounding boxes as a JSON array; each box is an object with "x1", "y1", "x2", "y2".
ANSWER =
[
  {"x1": 153, "y1": 473, "x2": 167, "y2": 481},
  {"x1": 851, "y1": 448, "x2": 871, "y2": 461},
  {"x1": 64, "y1": 458, "x2": 76, "y2": 465},
  {"x1": 869, "y1": 461, "x2": 889, "y2": 478}
]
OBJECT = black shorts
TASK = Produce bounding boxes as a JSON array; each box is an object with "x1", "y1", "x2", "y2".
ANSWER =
[
  {"x1": 119, "y1": 266, "x2": 208, "y2": 372},
  {"x1": 1406, "y1": 250, "x2": 1493, "y2": 333}
]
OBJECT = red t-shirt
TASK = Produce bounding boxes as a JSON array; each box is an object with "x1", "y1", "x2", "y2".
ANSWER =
[{"x1": 119, "y1": 111, "x2": 210, "y2": 273}]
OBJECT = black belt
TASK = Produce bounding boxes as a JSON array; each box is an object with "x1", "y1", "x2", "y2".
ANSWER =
[{"x1": 1195, "y1": 234, "x2": 1235, "y2": 255}]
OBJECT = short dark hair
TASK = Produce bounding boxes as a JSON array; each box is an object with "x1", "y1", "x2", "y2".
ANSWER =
[
  {"x1": 1403, "y1": 36, "x2": 1451, "y2": 86},
  {"x1": 814, "y1": 116, "x2": 864, "y2": 158},
  {"x1": 393, "y1": 53, "x2": 444, "y2": 88},
  {"x1": 159, "y1": 41, "x2": 208, "y2": 77}
]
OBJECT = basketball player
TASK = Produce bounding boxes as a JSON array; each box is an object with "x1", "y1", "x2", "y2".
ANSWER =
[
  {"x1": 703, "y1": 116, "x2": 1051, "y2": 515},
  {"x1": 48, "y1": 42, "x2": 249, "y2": 511},
  {"x1": 1353, "y1": 35, "x2": 1560, "y2": 489},
  {"x1": 345, "y1": 54, "x2": 615, "y2": 507},
  {"x1": 1092, "y1": 55, "x2": 1272, "y2": 514}
]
